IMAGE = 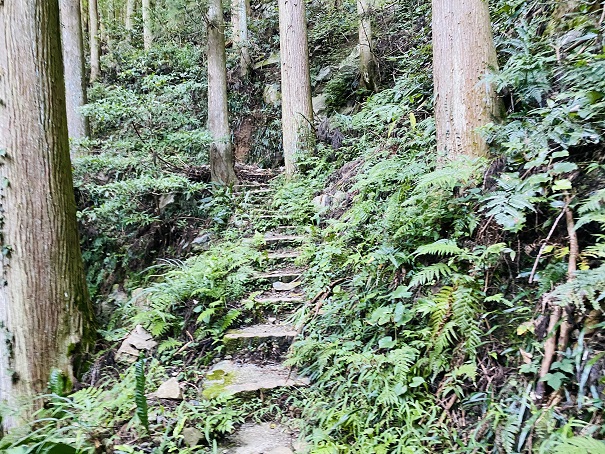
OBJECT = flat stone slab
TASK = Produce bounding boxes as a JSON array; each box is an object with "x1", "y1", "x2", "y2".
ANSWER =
[
  {"x1": 264, "y1": 233, "x2": 305, "y2": 244},
  {"x1": 272, "y1": 280, "x2": 303, "y2": 291},
  {"x1": 224, "y1": 324, "x2": 297, "y2": 354},
  {"x1": 253, "y1": 294, "x2": 305, "y2": 304},
  {"x1": 224, "y1": 422, "x2": 295, "y2": 454},
  {"x1": 254, "y1": 269, "x2": 304, "y2": 283},
  {"x1": 202, "y1": 360, "x2": 309, "y2": 399},
  {"x1": 267, "y1": 251, "x2": 301, "y2": 260}
]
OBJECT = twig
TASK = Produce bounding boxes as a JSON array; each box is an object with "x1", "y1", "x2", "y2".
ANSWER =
[
  {"x1": 557, "y1": 198, "x2": 579, "y2": 360},
  {"x1": 535, "y1": 300, "x2": 561, "y2": 403},
  {"x1": 529, "y1": 197, "x2": 574, "y2": 283}
]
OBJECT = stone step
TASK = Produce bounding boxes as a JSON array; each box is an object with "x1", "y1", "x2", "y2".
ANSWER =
[
  {"x1": 267, "y1": 250, "x2": 301, "y2": 261},
  {"x1": 264, "y1": 233, "x2": 306, "y2": 245},
  {"x1": 272, "y1": 280, "x2": 303, "y2": 291},
  {"x1": 223, "y1": 422, "x2": 299, "y2": 454},
  {"x1": 202, "y1": 360, "x2": 309, "y2": 398},
  {"x1": 254, "y1": 294, "x2": 305, "y2": 304},
  {"x1": 223, "y1": 323, "x2": 297, "y2": 354},
  {"x1": 253, "y1": 269, "x2": 304, "y2": 283}
]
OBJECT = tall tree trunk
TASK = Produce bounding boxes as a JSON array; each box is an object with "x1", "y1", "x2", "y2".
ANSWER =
[
  {"x1": 0, "y1": 0, "x2": 94, "y2": 431},
  {"x1": 231, "y1": 0, "x2": 251, "y2": 76},
  {"x1": 89, "y1": 0, "x2": 101, "y2": 81},
  {"x1": 357, "y1": 0, "x2": 377, "y2": 92},
  {"x1": 278, "y1": 0, "x2": 314, "y2": 174},
  {"x1": 432, "y1": 0, "x2": 502, "y2": 161},
  {"x1": 142, "y1": 0, "x2": 153, "y2": 50},
  {"x1": 126, "y1": 0, "x2": 136, "y2": 39},
  {"x1": 208, "y1": 0, "x2": 237, "y2": 184},
  {"x1": 59, "y1": 0, "x2": 89, "y2": 141}
]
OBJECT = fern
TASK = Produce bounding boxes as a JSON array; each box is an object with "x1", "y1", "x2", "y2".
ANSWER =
[
  {"x1": 553, "y1": 437, "x2": 605, "y2": 454},
  {"x1": 577, "y1": 189, "x2": 605, "y2": 229},
  {"x1": 413, "y1": 239, "x2": 466, "y2": 258},
  {"x1": 409, "y1": 262, "x2": 455, "y2": 287},
  {"x1": 135, "y1": 355, "x2": 149, "y2": 434},
  {"x1": 481, "y1": 172, "x2": 547, "y2": 232},
  {"x1": 550, "y1": 264, "x2": 605, "y2": 312}
]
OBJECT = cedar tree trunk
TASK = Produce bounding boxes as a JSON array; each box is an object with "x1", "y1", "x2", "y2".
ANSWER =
[
  {"x1": 89, "y1": 0, "x2": 101, "y2": 81},
  {"x1": 59, "y1": 0, "x2": 89, "y2": 141},
  {"x1": 208, "y1": 0, "x2": 237, "y2": 184},
  {"x1": 432, "y1": 0, "x2": 502, "y2": 160},
  {"x1": 278, "y1": 0, "x2": 314, "y2": 174},
  {"x1": 0, "y1": 0, "x2": 94, "y2": 431}
]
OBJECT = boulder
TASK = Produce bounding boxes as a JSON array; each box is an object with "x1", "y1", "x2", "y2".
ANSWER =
[{"x1": 150, "y1": 377, "x2": 183, "y2": 400}]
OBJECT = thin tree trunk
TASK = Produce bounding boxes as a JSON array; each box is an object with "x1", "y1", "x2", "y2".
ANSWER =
[
  {"x1": 357, "y1": 0, "x2": 377, "y2": 92},
  {"x1": 208, "y1": 0, "x2": 237, "y2": 184},
  {"x1": 432, "y1": 0, "x2": 502, "y2": 161},
  {"x1": 231, "y1": 0, "x2": 251, "y2": 76},
  {"x1": 89, "y1": 0, "x2": 101, "y2": 81},
  {"x1": 126, "y1": 0, "x2": 136, "y2": 39},
  {"x1": 59, "y1": 0, "x2": 89, "y2": 141},
  {"x1": 0, "y1": 0, "x2": 94, "y2": 431},
  {"x1": 278, "y1": 0, "x2": 314, "y2": 174},
  {"x1": 142, "y1": 0, "x2": 153, "y2": 50}
]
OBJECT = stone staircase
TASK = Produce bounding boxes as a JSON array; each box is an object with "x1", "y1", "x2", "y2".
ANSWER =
[{"x1": 205, "y1": 185, "x2": 311, "y2": 453}]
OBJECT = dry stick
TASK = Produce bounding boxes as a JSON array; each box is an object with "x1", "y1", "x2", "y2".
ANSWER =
[
  {"x1": 535, "y1": 302, "x2": 561, "y2": 402},
  {"x1": 529, "y1": 197, "x2": 573, "y2": 284},
  {"x1": 535, "y1": 196, "x2": 579, "y2": 403},
  {"x1": 557, "y1": 201, "x2": 579, "y2": 360}
]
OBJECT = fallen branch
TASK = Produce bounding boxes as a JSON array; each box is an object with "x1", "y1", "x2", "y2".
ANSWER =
[{"x1": 529, "y1": 197, "x2": 573, "y2": 283}]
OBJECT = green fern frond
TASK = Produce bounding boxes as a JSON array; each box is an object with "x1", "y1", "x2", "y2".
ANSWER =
[
  {"x1": 409, "y1": 262, "x2": 455, "y2": 287},
  {"x1": 414, "y1": 240, "x2": 465, "y2": 257},
  {"x1": 553, "y1": 437, "x2": 605, "y2": 454},
  {"x1": 135, "y1": 356, "x2": 149, "y2": 434}
]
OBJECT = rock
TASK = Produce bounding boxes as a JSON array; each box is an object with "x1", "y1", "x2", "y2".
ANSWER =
[
  {"x1": 192, "y1": 232, "x2": 213, "y2": 245},
  {"x1": 312, "y1": 93, "x2": 328, "y2": 115},
  {"x1": 332, "y1": 190, "x2": 347, "y2": 206},
  {"x1": 150, "y1": 377, "x2": 183, "y2": 400},
  {"x1": 263, "y1": 84, "x2": 281, "y2": 106},
  {"x1": 182, "y1": 427, "x2": 203, "y2": 447},
  {"x1": 315, "y1": 66, "x2": 332, "y2": 83},
  {"x1": 312, "y1": 194, "x2": 331, "y2": 209},
  {"x1": 272, "y1": 280, "x2": 302, "y2": 291},
  {"x1": 158, "y1": 192, "x2": 175, "y2": 211},
  {"x1": 268, "y1": 448, "x2": 294, "y2": 454},
  {"x1": 223, "y1": 324, "x2": 297, "y2": 355},
  {"x1": 224, "y1": 422, "x2": 295, "y2": 454},
  {"x1": 116, "y1": 325, "x2": 157, "y2": 362},
  {"x1": 130, "y1": 288, "x2": 150, "y2": 310},
  {"x1": 202, "y1": 360, "x2": 309, "y2": 398}
]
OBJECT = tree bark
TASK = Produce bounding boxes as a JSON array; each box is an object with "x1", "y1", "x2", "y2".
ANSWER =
[
  {"x1": 126, "y1": 0, "x2": 137, "y2": 38},
  {"x1": 208, "y1": 0, "x2": 237, "y2": 185},
  {"x1": 142, "y1": 0, "x2": 153, "y2": 50},
  {"x1": 59, "y1": 0, "x2": 89, "y2": 141},
  {"x1": 0, "y1": 0, "x2": 94, "y2": 430},
  {"x1": 231, "y1": 0, "x2": 251, "y2": 76},
  {"x1": 89, "y1": 0, "x2": 101, "y2": 81},
  {"x1": 432, "y1": 0, "x2": 502, "y2": 161},
  {"x1": 278, "y1": 0, "x2": 314, "y2": 174},
  {"x1": 357, "y1": 0, "x2": 377, "y2": 92}
]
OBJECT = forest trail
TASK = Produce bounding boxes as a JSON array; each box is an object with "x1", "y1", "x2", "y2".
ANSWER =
[{"x1": 208, "y1": 183, "x2": 312, "y2": 453}]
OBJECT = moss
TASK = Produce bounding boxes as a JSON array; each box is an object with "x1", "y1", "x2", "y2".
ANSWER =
[{"x1": 202, "y1": 369, "x2": 235, "y2": 399}]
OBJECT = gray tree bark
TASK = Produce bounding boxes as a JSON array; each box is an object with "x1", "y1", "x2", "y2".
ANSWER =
[
  {"x1": 278, "y1": 0, "x2": 314, "y2": 174},
  {"x1": 358, "y1": 0, "x2": 377, "y2": 92},
  {"x1": 0, "y1": 0, "x2": 94, "y2": 431},
  {"x1": 142, "y1": 0, "x2": 153, "y2": 49},
  {"x1": 231, "y1": 0, "x2": 251, "y2": 76},
  {"x1": 208, "y1": 0, "x2": 237, "y2": 184},
  {"x1": 126, "y1": 0, "x2": 137, "y2": 39},
  {"x1": 59, "y1": 0, "x2": 89, "y2": 141},
  {"x1": 89, "y1": 0, "x2": 101, "y2": 81},
  {"x1": 432, "y1": 0, "x2": 502, "y2": 160}
]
